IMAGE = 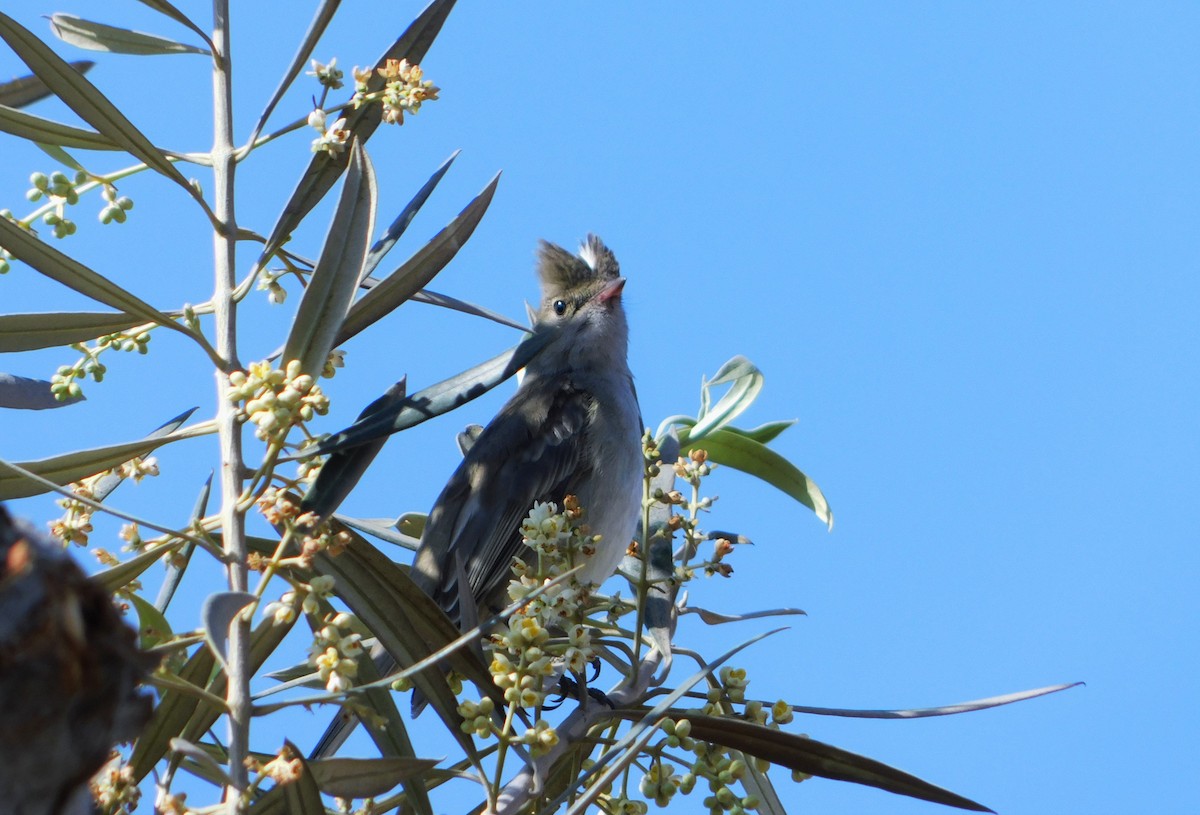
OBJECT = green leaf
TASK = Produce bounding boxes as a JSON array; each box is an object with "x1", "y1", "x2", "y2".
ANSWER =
[
  {"x1": 307, "y1": 326, "x2": 560, "y2": 458},
  {"x1": 0, "y1": 311, "x2": 151, "y2": 352},
  {"x1": 0, "y1": 12, "x2": 192, "y2": 190},
  {"x1": 48, "y1": 14, "x2": 209, "y2": 56},
  {"x1": 128, "y1": 593, "x2": 174, "y2": 649},
  {"x1": 35, "y1": 142, "x2": 87, "y2": 174},
  {"x1": 282, "y1": 141, "x2": 377, "y2": 377},
  {"x1": 336, "y1": 172, "x2": 500, "y2": 345},
  {"x1": 301, "y1": 379, "x2": 406, "y2": 521},
  {"x1": 681, "y1": 426, "x2": 833, "y2": 530},
  {"x1": 727, "y1": 419, "x2": 795, "y2": 445},
  {"x1": 0, "y1": 372, "x2": 83, "y2": 410},
  {"x1": 309, "y1": 756, "x2": 439, "y2": 799},
  {"x1": 0, "y1": 102, "x2": 117, "y2": 149},
  {"x1": 0, "y1": 59, "x2": 91, "y2": 108},
  {"x1": 0, "y1": 422, "x2": 199, "y2": 500},
  {"x1": 689, "y1": 355, "x2": 764, "y2": 441},
  {"x1": 0, "y1": 217, "x2": 187, "y2": 335},
  {"x1": 671, "y1": 713, "x2": 994, "y2": 812},
  {"x1": 359, "y1": 149, "x2": 459, "y2": 281},
  {"x1": 249, "y1": 0, "x2": 341, "y2": 141},
  {"x1": 255, "y1": 0, "x2": 456, "y2": 268}
]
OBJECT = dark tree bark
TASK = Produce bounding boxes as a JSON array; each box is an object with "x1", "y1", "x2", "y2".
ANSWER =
[{"x1": 0, "y1": 504, "x2": 154, "y2": 815}]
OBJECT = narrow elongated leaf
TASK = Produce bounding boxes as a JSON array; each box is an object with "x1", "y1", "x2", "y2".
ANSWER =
[
  {"x1": 409, "y1": 288, "x2": 527, "y2": 331},
  {"x1": 256, "y1": 0, "x2": 456, "y2": 267},
  {"x1": 310, "y1": 757, "x2": 438, "y2": 798},
  {"x1": 336, "y1": 173, "x2": 499, "y2": 344},
  {"x1": 88, "y1": 407, "x2": 196, "y2": 502},
  {"x1": 0, "y1": 311, "x2": 151, "y2": 352},
  {"x1": 681, "y1": 426, "x2": 833, "y2": 529},
  {"x1": 201, "y1": 591, "x2": 255, "y2": 669},
  {"x1": 0, "y1": 217, "x2": 185, "y2": 334},
  {"x1": 95, "y1": 538, "x2": 184, "y2": 594},
  {"x1": 249, "y1": 0, "x2": 341, "y2": 142},
  {"x1": 0, "y1": 414, "x2": 204, "y2": 499},
  {"x1": 789, "y1": 682, "x2": 1085, "y2": 720},
  {"x1": 48, "y1": 14, "x2": 209, "y2": 56},
  {"x1": 0, "y1": 103, "x2": 117, "y2": 148},
  {"x1": 334, "y1": 514, "x2": 419, "y2": 550},
  {"x1": 360, "y1": 149, "x2": 459, "y2": 281},
  {"x1": 132, "y1": 0, "x2": 210, "y2": 46},
  {"x1": 156, "y1": 473, "x2": 210, "y2": 611},
  {"x1": 0, "y1": 12, "x2": 192, "y2": 189},
  {"x1": 301, "y1": 379, "x2": 405, "y2": 521},
  {"x1": 666, "y1": 713, "x2": 993, "y2": 812},
  {"x1": 689, "y1": 356, "x2": 764, "y2": 441},
  {"x1": 684, "y1": 605, "x2": 807, "y2": 625},
  {"x1": 0, "y1": 372, "x2": 82, "y2": 410},
  {"x1": 0, "y1": 59, "x2": 91, "y2": 108},
  {"x1": 282, "y1": 141, "x2": 376, "y2": 376},
  {"x1": 308, "y1": 326, "x2": 559, "y2": 458},
  {"x1": 167, "y1": 738, "x2": 233, "y2": 787}
]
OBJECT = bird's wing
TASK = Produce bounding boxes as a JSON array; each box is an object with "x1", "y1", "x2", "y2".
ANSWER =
[{"x1": 411, "y1": 379, "x2": 593, "y2": 626}]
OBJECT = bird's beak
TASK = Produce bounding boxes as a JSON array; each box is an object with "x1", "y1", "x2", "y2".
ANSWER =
[{"x1": 595, "y1": 277, "x2": 626, "y2": 304}]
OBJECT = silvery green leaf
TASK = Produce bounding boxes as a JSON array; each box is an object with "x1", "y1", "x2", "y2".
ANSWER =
[
  {"x1": 282, "y1": 141, "x2": 376, "y2": 377},
  {"x1": 0, "y1": 372, "x2": 82, "y2": 410},
  {"x1": 681, "y1": 426, "x2": 833, "y2": 530},
  {"x1": 0, "y1": 217, "x2": 187, "y2": 334},
  {"x1": 249, "y1": 0, "x2": 340, "y2": 141},
  {"x1": 671, "y1": 713, "x2": 994, "y2": 812},
  {"x1": 201, "y1": 591, "x2": 256, "y2": 669},
  {"x1": 0, "y1": 311, "x2": 151, "y2": 353},
  {"x1": 336, "y1": 172, "x2": 499, "y2": 345},
  {"x1": 410, "y1": 289, "x2": 527, "y2": 331},
  {"x1": 168, "y1": 738, "x2": 233, "y2": 787},
  {"x1": 683, "y1": 605, "x2": 807, "y2": 625},
  {"x1": 307, "y1": 326, "x2": 559, "y2": 458},
  {"x1": 359, "y1": 150, "x2": 459, "y2": 283},
  {"x1": 156, "y1": 472, "x2": 210, "y2": 611},
  {"x1": 48, "y1": 14, "x2": 209, "y2": 55},
  {"x1": 309, "y1": 757, "x2": 439, "y2": 799},
  {"x1": 0, "y1": 12, "x2": 191, "y2": 190},
  {"x1": 300, "y1": 378, "x2": 404, "y2": 522},
  {"x1": 0, "y1": 102, "x2": 116, "y2": 149},
  {"x1": 0, "y1": 59, "x2": 91, "y2": 108},
  {"x1": 132, "y1": 0, "x2": 210, "y2": 45},
  {"x1": 0, "y1": 412, "x2": 203, "y2": 500},
  {"x1": 689, "y1": 355, "x2": 764, "y2": 441}
]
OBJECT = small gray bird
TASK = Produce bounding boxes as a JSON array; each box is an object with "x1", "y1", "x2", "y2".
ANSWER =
[
  {"x1": 311, "y1": 236, "x2": 641, "y2": 750},
  {"x1": 412, "y1": 234, "x2": 643, "y2": 634}
]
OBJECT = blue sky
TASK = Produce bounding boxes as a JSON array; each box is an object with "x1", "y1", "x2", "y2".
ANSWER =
[{"x1": 2, "y1": 3, "x2": 1197, "y2": 813}]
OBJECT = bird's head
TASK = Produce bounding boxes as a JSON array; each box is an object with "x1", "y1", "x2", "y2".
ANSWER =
[{"x1": 532, "y1": 235, "x2": 629, "y2": 371}]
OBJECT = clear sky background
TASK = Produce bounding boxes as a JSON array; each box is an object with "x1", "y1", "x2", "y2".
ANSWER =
[{"x1": 1, "y1": 3, "x2": 1197, "y2": 814}]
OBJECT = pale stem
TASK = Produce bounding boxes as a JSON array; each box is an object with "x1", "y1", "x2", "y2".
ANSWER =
[{"x1": 210, "y1": 1, "x2": 250, "y2": 810}]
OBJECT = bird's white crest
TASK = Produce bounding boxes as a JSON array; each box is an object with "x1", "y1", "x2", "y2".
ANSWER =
[{"x1": 579, "y1": 240, "x2": 600, "y2": 272}]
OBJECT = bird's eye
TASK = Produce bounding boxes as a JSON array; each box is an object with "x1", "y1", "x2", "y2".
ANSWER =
[{"x1": 553, "y1": 299, "x2": 567, "y2": 316}]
